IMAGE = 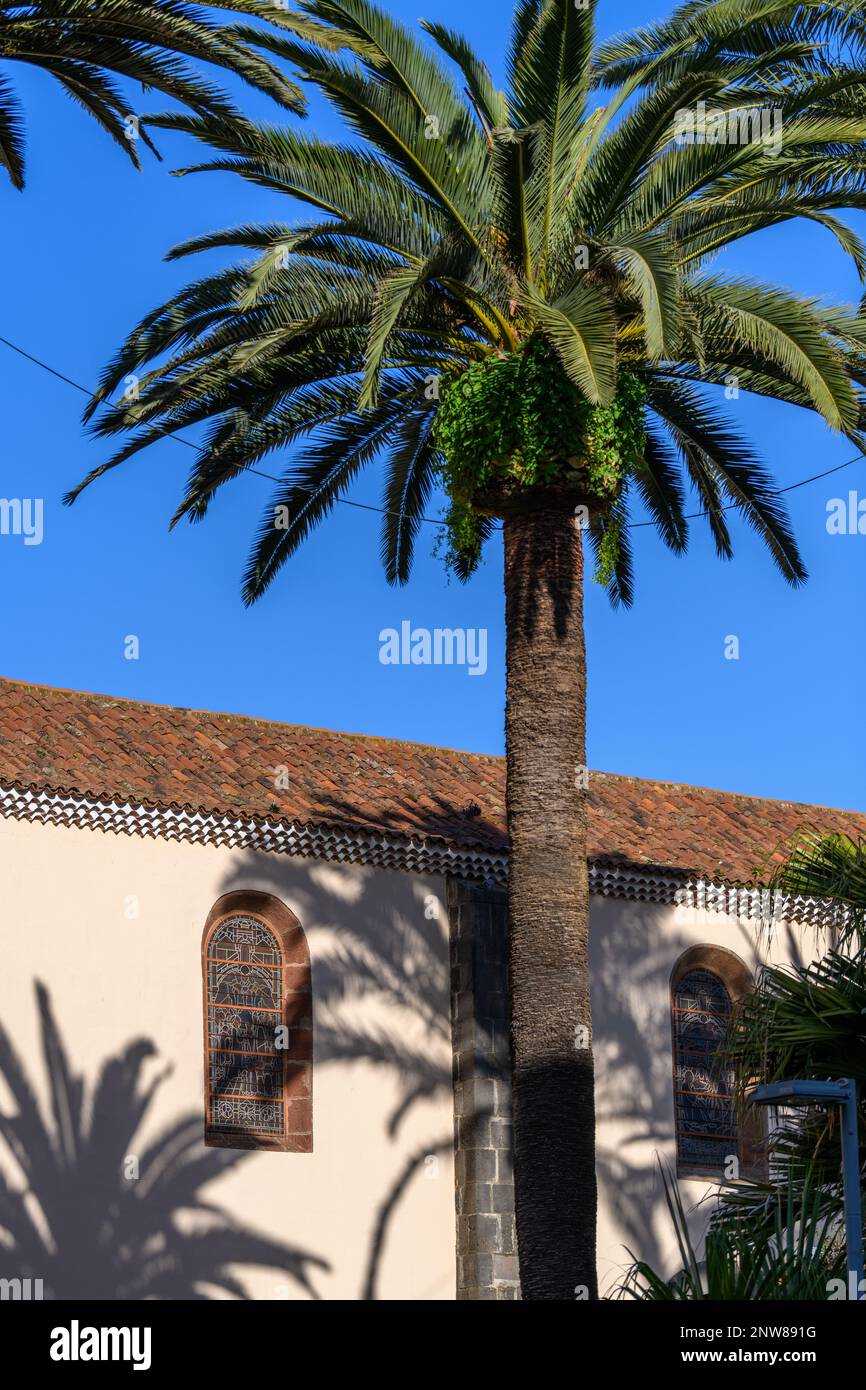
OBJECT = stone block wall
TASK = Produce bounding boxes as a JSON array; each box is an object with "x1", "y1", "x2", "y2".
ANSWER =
[{"x1": 448, "y1": 879, "x2": 520, "y2": 1300}]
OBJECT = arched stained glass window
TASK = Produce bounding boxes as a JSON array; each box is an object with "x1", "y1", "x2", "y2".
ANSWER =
[
  {"x1": 670, "y1": 946, "x2": 764, "y2": 1180},
  {"x1": 203, "y1": 892, "x2": 312, "y2": 1152},
  {"x1": 672, "y1": 967, "x2": 737, "y2": 1176}
]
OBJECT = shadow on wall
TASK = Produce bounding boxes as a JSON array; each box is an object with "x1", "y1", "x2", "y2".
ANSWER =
[
  {"x1": 211, "y1": 847, "x2": 809, "y2": 1300},
  {"x1": 217, "y1": 848, "x2": 473, "y2": 1300},
  {"x1": 591, "y1": 899, "x2": 769, "y2": 1296},
  {"x1": 0, "y1": 982, "x2": 329, "y2": 1300}
]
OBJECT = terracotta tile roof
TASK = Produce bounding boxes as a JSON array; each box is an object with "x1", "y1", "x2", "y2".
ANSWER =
[{"x1": 0, "y1": 676, "x2": 862, "y2": 886}]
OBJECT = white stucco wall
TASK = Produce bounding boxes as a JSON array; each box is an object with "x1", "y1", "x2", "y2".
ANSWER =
[
  {"x1": 0, "y1": 808, "x2": 818, "y2": 1300},
  {"x1": 590, "y1": 891, "x2": 817, "y2": 1296},
  {"x1": 0, "y1": 814, "x2": 456, "y2": 1301}
]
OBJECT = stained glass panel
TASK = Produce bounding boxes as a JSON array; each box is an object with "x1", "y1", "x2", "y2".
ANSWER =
[
  {"x1": 208, "y1": 1006, "x2": 275, "y2": 1053},
  {"x1": 209, "y1": 1050, "x2": 283, "y2": 1099},
  {"x1": 209, "y1": 916, "x2": 282, "y2": 966},
  {"x1": 210, "y1": 1096, "x2": 284, "y2": 1136},
  {"x1": 207, "y1": 960, "x2": 280, "y2": 1011},
  {"x1": 673, "y1": 968, "x2": 737, "y2": 1174}
]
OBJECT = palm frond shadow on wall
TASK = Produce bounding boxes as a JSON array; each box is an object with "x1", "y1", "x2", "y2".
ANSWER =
[
  {"x1": 0, "y1": 982, "x2": 328, "y2": 1300},
  {"x1": 217, "y1": 847, "x2": 477, "y2": 1301}
]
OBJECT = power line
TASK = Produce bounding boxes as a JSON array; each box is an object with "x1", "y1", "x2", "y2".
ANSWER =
[
  {"x1": 1, "y1": 333, "x2": 452, "y2": 525},
  {"x1": 1, "y1": 332, "x2": 863, "y2": 533},
  {"x1": 625, "y1": 452, "x2": 866, "y2": 528},
  {"x1": 0, "y1": 335, "x2": 95, "y2": 397},
  {"x1": 0, "y1": 334, "x2": 435, "y2": 523}
]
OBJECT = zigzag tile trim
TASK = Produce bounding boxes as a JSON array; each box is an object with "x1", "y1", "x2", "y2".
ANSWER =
[
  {"x1": 589, "y1": 861, "x2": 844, "y2": 931},
  {"x1": 0, "y1": 781, "x2": 507, "y2": 882},
  {"x1": 0, "y1": 781, "x2": 841, "y2": 927}
]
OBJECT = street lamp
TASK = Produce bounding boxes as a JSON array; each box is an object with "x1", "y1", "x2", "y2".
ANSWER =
[{"x1": 749, "y1": 1078, "x2": 863, "y2": 1300}]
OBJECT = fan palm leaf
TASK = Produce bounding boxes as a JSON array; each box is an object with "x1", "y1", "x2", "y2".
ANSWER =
[{"x1": 620, "y1": 1162, "x2": 844, "y2": 1300}]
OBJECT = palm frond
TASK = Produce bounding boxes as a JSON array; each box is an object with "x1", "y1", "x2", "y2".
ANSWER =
[
  {"x1": 0, "y1": 73, "x2": 25, "y2": 189},
  {"x1": 420, "y1": 20, "x2": 507, "y2": 132},
  {"x1": 0, "y1": 0, "x2": 306, "y2": 185},
  {"x1": 648, "y1": 376, "x2": 807, "y2": 583},
  {"x1": 65, "y1": 0, "x2": 866, "y2": 606}
]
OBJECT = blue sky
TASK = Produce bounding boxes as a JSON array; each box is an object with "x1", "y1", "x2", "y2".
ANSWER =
[{"x1": 1, "y1": 0, "x2": 863, "y2": 812}]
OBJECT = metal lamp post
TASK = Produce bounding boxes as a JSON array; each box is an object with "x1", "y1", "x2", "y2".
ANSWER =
[{"x1": 749, "y1": 1078, "x2": 864, "y2": 1300}]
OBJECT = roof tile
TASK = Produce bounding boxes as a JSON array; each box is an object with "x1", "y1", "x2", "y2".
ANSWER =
[{"x1": 0, "y1": 676, "x2": 862, "y2": 885}]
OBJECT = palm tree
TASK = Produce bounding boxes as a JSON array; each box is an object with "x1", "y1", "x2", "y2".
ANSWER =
[
  {"x1": 715, "y1": 829, "x2": 866, "y2": 1233},
  {"x1": 620, "y1": 1162, "x2": 844, "y2": 1301},
  {"x1": 66, "y1": 0, "x2": 866, "y2": 1297},
  {"x1": 763, "y1": 827, "x2": 866, "y2": 945},
  {"x1": 0, "y1": 981, "x2": 328, "y2": 1298},
  {"x1": 0, "y1": 0, "x2": 310, "y2": 187},
  {"x1": 730, "y1": 828, "x2": 866, "y2": 1110},
  {"x1": 624, "y1": 830, "x2": 866, "y2": 1299}
]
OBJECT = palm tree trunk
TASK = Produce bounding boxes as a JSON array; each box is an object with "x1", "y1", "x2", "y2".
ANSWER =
[{"x1": 504, "y1": 508, "x2": 596, "y2": 1301}]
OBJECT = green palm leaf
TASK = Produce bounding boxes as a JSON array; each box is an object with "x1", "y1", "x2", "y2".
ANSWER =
[
  {"x1": 525, "y1": 280, "x2": 618, "y2": 404},
  {"x1": 65, "y1": 0, "x2": 866, "y2": 607},
  {"x1": 0, "y1": 73, "x2": 24, "y2": 188},
  {"x1": 0, "y1": 0, "x2": 306, "y2": 186}
]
